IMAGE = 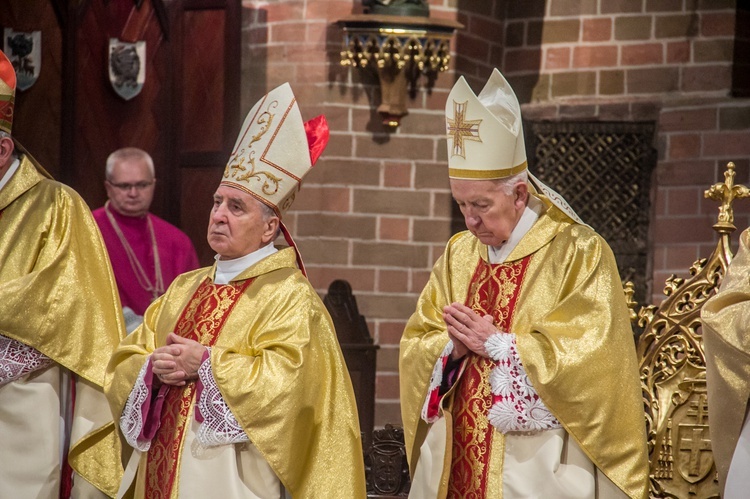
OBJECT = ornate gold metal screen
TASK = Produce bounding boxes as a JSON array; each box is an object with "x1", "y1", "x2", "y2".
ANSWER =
[
  {"x1": 524, "y1": 121, "x2": 657, "y2": 306},
  {"x1": 635, "y1": 162, "x2": 749, "y2": 498}
]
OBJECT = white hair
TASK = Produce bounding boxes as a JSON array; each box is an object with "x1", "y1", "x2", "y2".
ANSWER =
[
  {"x1": 256, "y1": 198, "x2": 282, "y2": 239},
  {"x1": 492, "y1": 170, "x2": 529, "y2": 195},
  {"x1": 257, "y1": 199, "x2": 276, "y2": 221},
  {"x1": 105, "y1": 147, "x2": 155, "y2": 179}
]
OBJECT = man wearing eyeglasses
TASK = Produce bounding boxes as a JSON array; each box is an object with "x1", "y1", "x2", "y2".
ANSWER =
[{"x1": 93, "y1": 148, "x2": 199, "y2": 332}]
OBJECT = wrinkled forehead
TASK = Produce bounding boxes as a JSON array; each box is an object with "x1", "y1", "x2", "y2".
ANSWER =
[
  {"x1": 214, "y1": 184, "x2": 251, "y2": 201},
  {"x1": 213, "y1": 184, "x2": 272, "y2": 214},
  {"x1": 450, "y1": 178, "x2": 513, "y2": 200}
]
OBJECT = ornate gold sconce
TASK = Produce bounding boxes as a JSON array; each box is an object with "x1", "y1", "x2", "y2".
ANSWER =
[{"x1": 338, "y1": 10, "x2": 462, "y2": 129}]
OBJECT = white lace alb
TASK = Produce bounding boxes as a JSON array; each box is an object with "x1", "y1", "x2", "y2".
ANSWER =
[
  {"x1": 0, "y1": 335, "x2": 53, "y2": 387},
  {"x1": 196, "y1": 355, "x2": 249, "y2": 447},
  {"x1": 120, "y1": 361, "x2": 152, "y2": 452},
  {"x1": 485, "y1": 332, "x2": 561, "y2": 433}
]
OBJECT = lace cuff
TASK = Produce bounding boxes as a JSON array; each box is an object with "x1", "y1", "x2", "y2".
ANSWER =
[
  {"x1": 0, "y1": 335, "x2": 53, "y2": 386},
  {"x1": 485, "y1": 333, "x2": 561, "y2": 433},
  {"x1": 120, "y1": 361, "x2": 154, "y2": 452},
  {"x1": 420, "y1": 341, "x2": 454, "y2": 424},
  {"x1": 195, "y1": 352, "x2": 249, "y2": 447}
]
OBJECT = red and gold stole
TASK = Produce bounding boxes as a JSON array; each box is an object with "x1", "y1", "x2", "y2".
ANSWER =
[
  {"x1": 145, "y1": 277, "x2": 253, "y2": 499},
  {"x1": 447, "y1": 256, "x2": 531, "y2": 498}
]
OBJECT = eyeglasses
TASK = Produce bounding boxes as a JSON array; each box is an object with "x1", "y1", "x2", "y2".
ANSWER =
[{"x1": 107, "y1": 180, "x2": 155, "y2": 191}]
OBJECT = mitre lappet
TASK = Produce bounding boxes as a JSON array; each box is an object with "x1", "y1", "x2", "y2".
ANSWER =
[{"x1": 221, "y1": 82, "x2": 329, "y2": 274}]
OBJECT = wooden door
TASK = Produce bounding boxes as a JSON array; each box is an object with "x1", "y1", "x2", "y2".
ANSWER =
[
  {"x1": 0, "y1": 1, "x2": 64, "y2": 179},
  {"x1": 3, "y1": 0, "x2": 241, "y2": 264}
]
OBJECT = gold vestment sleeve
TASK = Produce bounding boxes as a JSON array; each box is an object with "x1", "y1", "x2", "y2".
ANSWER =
[
  {"x1": 0, "y1": 156, "x2": 127, "y2": 497},
  {"x1": 701, "y1": 227, "x2": 750, "y2": 494}
]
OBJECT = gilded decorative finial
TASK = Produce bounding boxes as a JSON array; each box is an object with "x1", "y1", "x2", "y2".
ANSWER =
[
  {"x1": 704, "y1": 161, "x2": 750, "y2": 233},
  {"x1": 623, "y1": 281, "x2": 638, "y2": 324}
]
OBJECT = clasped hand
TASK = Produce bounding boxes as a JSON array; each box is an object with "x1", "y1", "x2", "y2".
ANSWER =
[
  {"x1": 443, "y1": 303, "x2": 498, "y2": 360},
  {"x1": 151, "y1": 333, "x2": 205, "y2": 386}
]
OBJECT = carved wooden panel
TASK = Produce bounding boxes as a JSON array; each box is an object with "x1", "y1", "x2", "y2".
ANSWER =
[
  {"x1": 365, "y1": 424, "x2": 410, "y2": 498},
  {"x1": 45, "y1": 0, "x2": 241, "y2": 265},
  {"x1": 176, "y1": 0, "x2": 241, "y2": 264},
  {"x1": 0, "y1": 1, "x2": 63, "y2": 178},
  {"x1": 324, "y1": 279, "x2": 379, "y2": 451},
  {"x1": 635, "y1": 163, "x2": 749, "y2": 498}
]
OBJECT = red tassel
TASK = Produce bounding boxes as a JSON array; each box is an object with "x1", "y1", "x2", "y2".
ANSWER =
[
  {"x1": 303, "y1": 115, "x2": 329, "y2": 166},
  {"x1": 280, "y1": 222, "x2": 306, "y2": 277}
]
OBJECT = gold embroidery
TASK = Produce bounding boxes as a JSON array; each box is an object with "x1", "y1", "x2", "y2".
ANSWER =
[
  {"x1": 146, "y1": 279, "x2": 253, "y2": 499},
  {"x1": 467, "y1": 263, "x2": 523, "y2": 326},
  {"x1": 448, "y1": 357, "x2": 494, "y2": 497},
  {"x1": 447, "y1": 100, "x2": 482, "y2": 159},
  {"x1": 223, "y1": 99, "x2": 282, "y2": 195},
  {"x1": 449, "y1": 257, "x2": 531, "y2": 497},
  {"x1": 175, "y1": 283, "x2": 249, "y2": 345}
]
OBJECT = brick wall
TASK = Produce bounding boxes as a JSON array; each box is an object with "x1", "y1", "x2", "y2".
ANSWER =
[
  {"x1": 487, "y1": 0, "x2": 750, "y2": 305},
  {"x1": 241, "y1": 0, "x2": 750, "y2": 426},
  {"x1": 242, "y1": 0, "x2": 456, "y2": 426}
]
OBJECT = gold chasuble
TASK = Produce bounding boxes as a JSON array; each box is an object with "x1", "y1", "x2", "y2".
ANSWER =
[
  {"x1": 400, "y1": 195, "x2": 649, "y2": 499},
  {"x1": 106, "y1": 247, "x2": 367, "y2": 499},
  {"x1": 701, "y1": 228, "x2": 750, "y2": 494},
  {"x1": 0, "y1": 155, "x2": 126, "y2": 497}
]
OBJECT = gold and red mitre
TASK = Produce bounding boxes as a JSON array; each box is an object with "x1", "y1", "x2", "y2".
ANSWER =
[
  {"x1": 445, "y1": 68, "x2": 527, "y2": 180},
  {"x1": 221, "y1": 82, "x2": 329, "y2": 216},
  {"x1": 0, "y1": 50, "x2": 16, "y2": 134}
]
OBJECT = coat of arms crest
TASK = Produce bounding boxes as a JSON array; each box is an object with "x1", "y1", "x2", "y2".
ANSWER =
[
  {"x1": 3, "y1": 29, "x2": 42, "y2": 91},
  {"x1": 108, "y1": 38, "x2": 146, "y2": 101}
]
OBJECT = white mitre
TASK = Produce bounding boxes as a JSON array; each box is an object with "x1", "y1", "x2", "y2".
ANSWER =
[
  {"x1": 445, "y1": 68, "x2": 584, "y2": 224},
  {"x1": 446, "y1": 69, "x2": 527, "y2": 179}
]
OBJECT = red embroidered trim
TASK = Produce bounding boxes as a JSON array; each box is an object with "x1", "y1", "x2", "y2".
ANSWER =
[
  {"x1": 145, "y1": 277, "x2": 253, "y2": 499},
  {"x1": 447, "y1": 256, "x2": 531, "y2": 498},
  {"x1": 424, "y1": 354, "x2": 450, "y2": 421}
]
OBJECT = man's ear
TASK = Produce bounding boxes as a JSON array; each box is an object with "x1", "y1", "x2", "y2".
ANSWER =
[
  {"x1": 0, "y1": 136, "x2": 15, "y2": 169},
  {"x1": 262, "y1": 216, "x2": 280, "y2": 244},
  {"x1": 514, "y1": 182, "x2": 529, "y2": 208}
]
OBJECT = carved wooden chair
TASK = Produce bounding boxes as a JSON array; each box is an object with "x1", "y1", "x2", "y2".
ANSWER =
[
  {"x1": 364, "y1": 424, "x2": 411, "y2": 498},
  {"x1": 324, "y1": 281, "x2": 410, "y2": 497},
  {"x1": 324, "y1": 279, "x2": 379, "y2": 450},
  {"x1": 632, "y1": 161, "x2": 748, "y2": 498}
]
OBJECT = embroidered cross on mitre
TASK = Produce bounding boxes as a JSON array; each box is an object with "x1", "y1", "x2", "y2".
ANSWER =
[{"x1": 446, "y1": 100, "x2": 482, "y2": 159}]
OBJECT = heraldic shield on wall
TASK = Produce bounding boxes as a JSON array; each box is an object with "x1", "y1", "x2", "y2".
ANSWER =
[
  {"x1": 3, "y1": 29, "x2": 41, "y2": 91},
  {"x1": 108, "y1": 38, "x2": 146, "y2": 101}
]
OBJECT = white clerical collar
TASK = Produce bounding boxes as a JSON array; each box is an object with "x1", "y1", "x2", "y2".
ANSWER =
[
  {"x1": 213, "y1": 242, "x2": 278, "y2": 284},
  {"x1": 488, "y1": 195, "x2": 545, "y2": 264},
  {"x1": 0, "y1": 157, "x2": 21, "y2": 192}
]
